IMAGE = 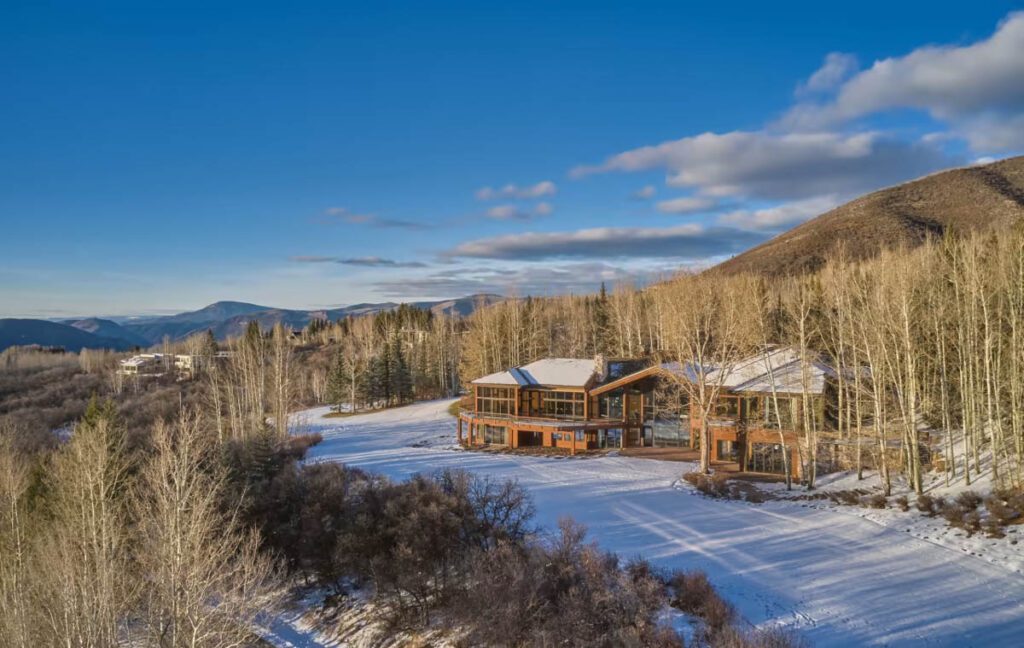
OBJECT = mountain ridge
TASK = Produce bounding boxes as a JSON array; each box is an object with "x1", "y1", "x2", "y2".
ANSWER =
[
  {"x1": 0, "y1": 319, "x2": 135, "y2": 353},
  {"x1": 119, "y1": 293, "x2": 505, "y2": 344},
  {"x1": 713, "y1": 155, "x2": 1024, "y2": 276}
]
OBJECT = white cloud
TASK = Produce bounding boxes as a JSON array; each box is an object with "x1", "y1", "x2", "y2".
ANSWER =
[
  {"x1": 655, "y1": 196, "x2": 716, "y2": 214},
  {"x1": 783, "y1": 12, "x2": 1024, "y2": 149},
  {"x1": 486, "y1": 205, "x2": 524, "y2": 220},
  {"x1": 372, "y1": 262, "x2": 673, "y2": 299},
  {"x1": 631, "y1": 185, "x2": 656, "y2": 200},
  {"x1": 476, "y1": 180, "x2": 557, "y2": 201},
  {"x1": 573, "y1": 130, "x2": 955, "y2": 200},
  {"x1": 445, "y1": 223, "x2": 767, "y2": 261},
  {"x1": 485, "y1": 202, "x2": 553, "y2": 221},
  {"x1": 718, "y1": 195, "x2": 841, "y2": 231},
  {"x1": 798, "y1": 52, "x2": 859, "y2": 95}
]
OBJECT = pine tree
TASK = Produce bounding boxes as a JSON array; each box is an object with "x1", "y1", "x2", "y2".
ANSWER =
[
  {"x1": 391, "y1": 337, "x2": 414, "y2": 404},
  {"x1": 593, "y1": 282, "x2": 611, "y2": 355},
  {"x1": 325, "y1": 348, "x2": 349, "y2": 411},
  {"x1": 202, "y1": 329, "x2": 218, "y2": 357}
]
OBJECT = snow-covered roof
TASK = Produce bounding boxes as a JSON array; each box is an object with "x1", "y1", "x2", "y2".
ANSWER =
[
  {"x1": 120, "y1": 354, "x2": 162, "y2": 367},
  {"x1": 472, "y1": 358, "x2": 597, "y2": 388},
  {"x1": 685, "y1": 346, "x2": 829, "y2": 395}
]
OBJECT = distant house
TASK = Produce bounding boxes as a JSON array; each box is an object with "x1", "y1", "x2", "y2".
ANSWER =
[
  {"x1": 119, "y1": 351, "x2": 231, "y2": 378},
  {"x1": 460, "y1": 347, "x2": 832, "y2": 478},
  {"x1": 117, "y1": 353, "x2": 167, "y2": 376}
]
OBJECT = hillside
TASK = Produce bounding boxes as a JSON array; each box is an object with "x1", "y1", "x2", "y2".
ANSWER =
[
  {"x1": 0, "y1": 319, "x2": 134, "y2": 352},
  {"x1": 714, "y1": 156, "x2": 1024, "y2": 276},
  {"x1": 118, "y1": 293, "x2": 506, "y2": 343},
  {"x1": 69, "y1": 318, "x2": 151, "y2": 348}
]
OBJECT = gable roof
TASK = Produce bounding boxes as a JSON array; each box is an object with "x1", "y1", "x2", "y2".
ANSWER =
[
  {"x1": 590, "y1": 347, "x2": 829, "y2": 396},
  {"x1": 688, "y1": 346, "x2": 829, "y2": 394},
  {"x1": 472, "y1": 358, "x2": 597, "y2": 388}
]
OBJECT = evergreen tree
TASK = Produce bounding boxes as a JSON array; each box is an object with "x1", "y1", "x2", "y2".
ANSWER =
[
  {"x1": 243, "y1": 320, "x2": 263, "y2": 350},
  {"x1": 390, "y1": 337, "x2": 414, "y2": 404},
  {"x1": 81, "y1": 395, "x2": 119, "y2": 429},
  {"x1": 202, "y1": 329, "x2": 219, "y2": 357},
  {"x1": 325, "y1": 348, "x2": 350, "y2": 410},
  {"x1": 593, "y1": 282, "x2": 611, "y2": 355}
]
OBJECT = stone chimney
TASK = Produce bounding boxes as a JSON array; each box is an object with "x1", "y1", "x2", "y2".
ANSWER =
[{"x1": 593, "y1": 354, "x2": 608, "y2": 382}]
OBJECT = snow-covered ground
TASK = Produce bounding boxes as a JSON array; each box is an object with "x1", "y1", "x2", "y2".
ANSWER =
[{"x1": 273, "y1": 399, "x2": 1024, "y2": 647}]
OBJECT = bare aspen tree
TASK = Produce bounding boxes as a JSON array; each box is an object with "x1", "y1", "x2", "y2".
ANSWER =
[
  {"x1": 0, "y1": 430, "x2": 32, "y2": 648},
  {"x1": 748, "y1": 276, "x2": 794, "y2": 490},
  {"x1": 781, "y1": 275, "x2": 822, "y2": 489},
  {"x1": 270, "y1": 323, "x2": 293, "y2": 438},
  {"x1": 135, "y1": 412, "x2": 280, "y2": 648},
  {"x1": 660, "y1": 274, "x2": 750, "y2": 474},
  {"x1": 34, "y1": 412, "x2": 134, "y2": 647}
]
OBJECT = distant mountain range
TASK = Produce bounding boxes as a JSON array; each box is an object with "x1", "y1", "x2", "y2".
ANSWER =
[
  {"x1": 0, "y1": 319, "x2": 136, "y2": 353},
  {"x1": 0, "y1": 293, "x2": 505, "y2": 352},
  {"x1": 714, "y1": 155, "x2": 1024, "y2": 276}
]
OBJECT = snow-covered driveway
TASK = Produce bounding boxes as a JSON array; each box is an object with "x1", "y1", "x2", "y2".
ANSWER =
[{"x1": 290, "y1": 400, "x2": 1024, "y2": 647}]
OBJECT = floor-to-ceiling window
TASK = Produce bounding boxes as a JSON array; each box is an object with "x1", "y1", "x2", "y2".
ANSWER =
[{"x1": 476, "y1": 386, "x2": 515, "y2": 416}]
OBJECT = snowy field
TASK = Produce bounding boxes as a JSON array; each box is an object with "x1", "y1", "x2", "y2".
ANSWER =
[{"x1": 275, "y1": 399, "x2": 1024, "y2": 647}]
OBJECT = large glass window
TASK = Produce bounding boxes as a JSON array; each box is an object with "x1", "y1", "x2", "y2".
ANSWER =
[
  {"x1": 483, "y1": 425, "x2": 508, "y2": 445},
  {"x1": 747, "y1": 443, "x2": 787, "y2": 474},
  {"x1": 540, "y1": 390, "x2": 585, "y2": 419},
  {"x1": 712, "y1": 396, "x2": 740, "y2": 419},
  {"x1": 599, "y1": 393, "x2": 624, "y2": 420},
  {"x1": 652, "y1": 417, "x2": 690, "y2": 447},
  {"x1": 717, "y1": 440, "x2": 740, "y2": 462},
  {"x1": 476, "y1": 386, "x2": 515, "y2": 416},
  {"x1": 763, "y1": 396, "x2": 796, "y2": 429}
]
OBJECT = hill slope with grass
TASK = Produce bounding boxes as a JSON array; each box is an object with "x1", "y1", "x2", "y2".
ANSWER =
[{"x1": 714, "y1": 156, "x2": 1024, "y2": 276}]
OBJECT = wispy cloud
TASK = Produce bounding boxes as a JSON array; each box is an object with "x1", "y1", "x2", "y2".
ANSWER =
[
  {"x1": 718, "y1": 195, "x2": 840, "y2": 231},
  {"x1": 475, "y1": 180, "x2": 557, "y2": 201},
  {"x1": 444, "y1": 224, "x2": 767, "y2": 261},
  {"x1": 797, "y1": 52, "x2": 859, "y2": 96},
  {"x1": 320, "y1": 207, "x2": 428, "y2": 230},
  {"x1": 656, "y1": 196, "x2": 716, "y2": 214},
  {"x1": 290, "y1": 255, "x2": 427, "y2": 268},
  {"x1": 631, "y1": 185, "x2": 656, "y2": 200},
  {"x1": 485, "y1": 202, "x2": 554, "y2": 221},
  {"x1": 372, "y1": 262, "x2": 676, "y2": 299}
]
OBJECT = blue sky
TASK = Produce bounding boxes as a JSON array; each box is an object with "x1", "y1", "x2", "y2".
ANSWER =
[{"x1": 2, "y1": 1, "x2": 1023, "y2": 317}]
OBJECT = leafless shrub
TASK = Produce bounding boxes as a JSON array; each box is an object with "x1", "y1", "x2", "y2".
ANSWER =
[
  {"x1": 684, "y1": 472, "x2": 733, "y2": 499},
  {"x1": 894, "y1": 495, "x2": 910, "y2": 512},
  {"x1": 985, "y1": 491, "x2": 1023, "y2": 526},
  {"x1": 955, "y1": 490, "x2": 984, "y2": 512},
  {"x1": 836, "y1": 490, "x2": 861, "y2": 506},
  {"x1": 861, "y1": 493, "x2": 888, "y2": 509},
  {"x1": 669, "y1": 568, "x2": 736, "y2": 642},
  {"x1": 982, "y1": 517, "x2": 1006, "y2": 539},
  {"x1": 457, "y1": 520, "x2": 682, "y2": 647},
  {"x1": 916, "y1": 493, "x2": 944, "y2": 517}
]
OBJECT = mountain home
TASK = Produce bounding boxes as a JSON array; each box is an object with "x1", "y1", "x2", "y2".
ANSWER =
[{"x1": 459, "y1": 347, "x2": 832, "y2": 479}]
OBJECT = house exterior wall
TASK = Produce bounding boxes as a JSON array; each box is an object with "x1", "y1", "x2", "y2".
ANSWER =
[
  {"x1": 461, "y1": 382, "x2": 649, "y2": 454},
  {"x1": 690, "y1": 391, "x2": 819, "y2": 479}
]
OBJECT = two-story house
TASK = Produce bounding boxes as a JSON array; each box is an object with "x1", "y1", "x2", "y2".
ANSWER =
[{"x1": 459, "y1": 347, "x2": 831, "y2": 479}]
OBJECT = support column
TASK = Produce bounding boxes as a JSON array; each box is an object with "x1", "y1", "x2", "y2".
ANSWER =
[{"x1": 457, "y1": 417, "x2": 463, "y2": 445}]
